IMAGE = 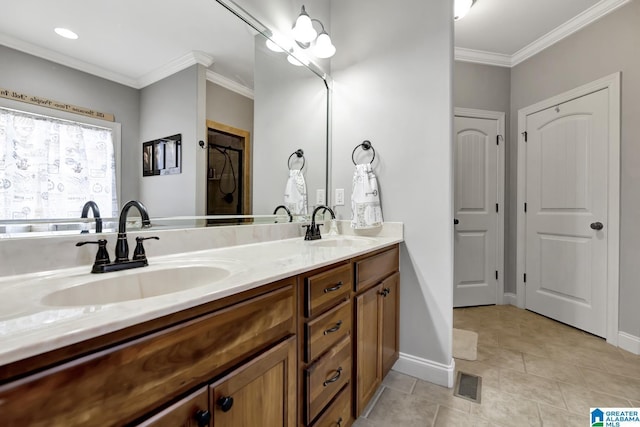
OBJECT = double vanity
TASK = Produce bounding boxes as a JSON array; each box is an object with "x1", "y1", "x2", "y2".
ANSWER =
[{"x1": 0, "y1": 222, "x2": 403, "y2": 427}]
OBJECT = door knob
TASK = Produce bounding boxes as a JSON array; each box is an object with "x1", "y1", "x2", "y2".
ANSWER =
[
  {"x1": 590, "y1": 222, "x2": 604, "y2": 231},
  {"x1": 454, "y1": 218, "x2": 459, "y2": 225}
]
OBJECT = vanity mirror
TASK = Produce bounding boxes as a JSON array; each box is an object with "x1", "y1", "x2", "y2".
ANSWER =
[{"x1": 0, "y1": 0, "x2": 330, "y2": 236}]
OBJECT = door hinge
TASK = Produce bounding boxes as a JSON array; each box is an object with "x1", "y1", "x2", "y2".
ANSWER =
[
  {"x1": 495, "y1": 270, "x2": 498, "y2": 280},
  {"x1": 496, "y1": 203, "x2": 499, "y2": 213},
  {"x1": 524, "y1": 202, "x2": 527, "y2": 213},
  {"x1": 524, "y1": 273, "x2": 527, "y2": 283},
  {"x1": 522, "y1": 131, "x2": 528, "y2": 142}
]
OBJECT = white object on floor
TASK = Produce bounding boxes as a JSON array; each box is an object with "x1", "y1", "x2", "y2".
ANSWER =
[
  {"x1": 284, "y1": 169, "x2": 307, "y2": 215},
  {"x1": 351, "y1": 163, "x2": 383, "y2": 229},
  {"x1": 452, "y1": 328, "x2": 478, "y2": 361}
]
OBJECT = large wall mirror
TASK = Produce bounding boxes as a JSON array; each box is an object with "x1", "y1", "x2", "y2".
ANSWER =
[{"x1": 0, "y1": 0, "x2": 329, "y2": 236}]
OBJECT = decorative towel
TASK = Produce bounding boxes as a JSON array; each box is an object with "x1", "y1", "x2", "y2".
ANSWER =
[
  {"x1": 351, "y1": 163, "x2": 383, "y2": 229},
  {"x1": 284, "y1": 169, "x2": 308, "y2": 215}
]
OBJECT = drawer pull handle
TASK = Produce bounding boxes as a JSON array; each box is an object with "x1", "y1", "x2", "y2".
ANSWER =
[
  {"x1": 217, "y1": 396, "x2": 234, "y2": 412},
  {"x1": 323, "y1": 367, "x2": 343, "y2": 386},
  {"x1": 337, "y1": 417, "x2": 343, "y2": 427},
  {"x1": 324, "y1": 282, "x2": 343, "y2": 293},
  {"x1": 324, "y1": 320, "x2": 343, "y2": 335}
]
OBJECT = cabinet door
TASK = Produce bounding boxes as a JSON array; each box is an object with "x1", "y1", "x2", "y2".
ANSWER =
[
  {"x1": 354, "y1": 284, "x2": 382, "y2": 416},
  {"x1": 137, "y1": 387, "x2": 210, "y2": 427},
  {"x1": 381, "y1": 272, "x2": 400, "y2": 377},
  {"x1": 210, "y1": 336, "x2": 296, "y2": 427}
]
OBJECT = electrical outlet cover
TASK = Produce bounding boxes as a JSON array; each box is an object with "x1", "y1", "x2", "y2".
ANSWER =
[
  {"x1": 335, "y1": 188, "x2": 345, "y2": 206},
  {"x1": 316, "y1": 189, "x2": 325, "y2": 205}
]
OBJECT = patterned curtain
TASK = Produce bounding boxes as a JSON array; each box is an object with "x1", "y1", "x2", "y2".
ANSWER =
[{"x1": 0, "y1": 107, "x2": 118, "y2": 220}]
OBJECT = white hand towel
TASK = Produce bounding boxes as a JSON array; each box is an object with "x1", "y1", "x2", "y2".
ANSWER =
[
  {"x1": 351, "y1": 163, "x2": 383, "y2": 229},
  {"x1": 284, "y1": 169, "x2": 308, "y2": 215}
]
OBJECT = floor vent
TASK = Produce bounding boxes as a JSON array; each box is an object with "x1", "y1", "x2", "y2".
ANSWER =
[{"x1": 453, "y1": 371, "x2": 482, "y2": 403}]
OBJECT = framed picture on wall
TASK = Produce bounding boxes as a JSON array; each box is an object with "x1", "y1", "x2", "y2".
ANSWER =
[{"x1": 142, "y1": 134, "x2": 181, "y2": 177}]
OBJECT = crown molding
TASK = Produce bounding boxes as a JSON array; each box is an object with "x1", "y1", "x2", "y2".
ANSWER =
[
  {"x1": 137, "y1": 51, "x2": 214, "y2": 89},
  {"x1": 454, "y1": 47, "x2": 511, "y2": 68},
  {"x1": 456, "y1": 0, "x2": 631, "y2": 68},
  {"x1": 206, "y1": 70, "x2": 254, "y2": 100},
  {"x1": 0, "y1": 33, "x2": 139, "y2": 88},
  {"x1": 511, "y1": 0, "x2": 631, "y2": 66}
]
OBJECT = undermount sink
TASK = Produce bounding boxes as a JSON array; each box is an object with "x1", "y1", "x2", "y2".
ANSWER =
[
  {"x1": 41, "y1": 265, "x2": 232, "y2": 306},
  {"x1": 308, "y1": 236, "x2": 375, "y2": 248}
]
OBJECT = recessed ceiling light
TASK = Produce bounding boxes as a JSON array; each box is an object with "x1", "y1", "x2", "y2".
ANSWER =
[{"x1": 54, "y1": 28, "x2": 78, "y2": 40}]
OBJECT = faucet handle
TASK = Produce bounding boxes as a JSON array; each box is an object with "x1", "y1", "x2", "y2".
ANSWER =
[
  {"x1": 76, "y1": 239, "x2": 110, "y2": 266},
  {"x1": 133, "y1": 236, "x2": 159, "y2": 261}
]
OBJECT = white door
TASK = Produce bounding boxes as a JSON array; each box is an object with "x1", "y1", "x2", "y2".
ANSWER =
[
  {"x1": 524, "y1": 88, "x2": 608, "y2": 337},
  {"x1": 453, "y1": 116, "x2": 499, "y2": 307}
]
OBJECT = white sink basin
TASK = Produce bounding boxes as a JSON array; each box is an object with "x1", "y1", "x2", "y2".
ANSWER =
[
  {"x1": 309, "y1": 236, "x2": 375, "y2": 248},
  {"x1": 41, "y1": 265, "x2": 232, "y2": 306}
]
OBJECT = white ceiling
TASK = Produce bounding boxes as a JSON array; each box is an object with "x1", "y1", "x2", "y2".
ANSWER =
[
  {"x1": 0, "y1": 0, "x2": 632, "y2": 90},
  {"x1": 455, "y1": 0, "x2": 632, "y2": 67},
  {"x1": 0, "y1": 0, "x2": 256, "y2": 90}
]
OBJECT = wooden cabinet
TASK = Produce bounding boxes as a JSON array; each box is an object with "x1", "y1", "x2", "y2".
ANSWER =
[
  {"x1": 0, "y1": 282, "x2": 296, "y2": 427},
  {"x1": 137, "y1": 387, "x2": 210, "y2": 427},
  {"x1": 210, "y1": 336, "x2": 297, "y2": 427},
  {"x1": 0, "y1": 243, "x2": 400, "y2": 427},
  {"x1": 299, "y1": 263, "x2": 353, "y2": 427},
  {"x1": 353, "y1": 247, "x2": 400, "y2": 417}
]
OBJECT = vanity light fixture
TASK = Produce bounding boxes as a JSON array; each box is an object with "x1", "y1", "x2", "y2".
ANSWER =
[
  {"x1": 454, "y1": 0, "x2": 477, "y2": 20},
  {"x1": 291, "y1": 5, "x2": 336, "y2": 59},
  {"x1": 54, "y1": 27, "x2": 79, "y2": 40},
  {"x1": 287, "y1": 48, "x2": 310, "y2": 66}
]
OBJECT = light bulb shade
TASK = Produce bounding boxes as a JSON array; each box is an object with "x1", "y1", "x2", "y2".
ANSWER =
[
  {"x1": 287, "y1": 49, "x2": 310, "y2": 66},
  {"x1": 454, "y1": 0, "x2": 475, "y2": 20},
  {"x1": 292, "y1": 7, "x2": 317, "y2": 43},
  {"x1": 313, "y1": 32, "x2": 336, "y2": 58}
]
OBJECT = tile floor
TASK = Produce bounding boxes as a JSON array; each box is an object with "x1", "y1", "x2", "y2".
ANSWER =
[{"x1": 353, "y1": 304, "x2": 640, "y2": 426}]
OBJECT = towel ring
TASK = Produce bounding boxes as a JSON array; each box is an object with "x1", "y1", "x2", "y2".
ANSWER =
[
  {"x1": 288, "y1": 149, "x2": 305, "y2": 170},
  {"x1": 352, "y1": 140, "x2": 376, "y2": 165}
]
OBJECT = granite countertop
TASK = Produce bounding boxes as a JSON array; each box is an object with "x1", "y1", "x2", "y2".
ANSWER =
[{"x1": 0, "y1": 232, "x2": 402, "y2": 367}]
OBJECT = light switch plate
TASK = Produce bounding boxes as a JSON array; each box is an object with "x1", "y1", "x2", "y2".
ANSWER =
[
  {"x1": 316, "y1": 189, "x2": 325, "y2": 205},
  {"x1": 335, "y1": 188, "x2": 345, "y2": 206}
]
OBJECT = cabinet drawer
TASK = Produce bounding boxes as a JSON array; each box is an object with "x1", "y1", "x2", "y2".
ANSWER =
[
  {"x1": 137, "y1": 387, "x2": 209, "y2": 427},
  {"x1": 305, "y1": 263, "x2": 352, "y2": 318},
  {"x1": 305, "y1": 299, "x2": 351, "y2": 363},
  {"x1": 305, "y1": 335, "x2": 351, "y2": 424},
  {"x1": 354, "y1": 246, "x2": 399, "y2": 292},
  {"x1": 0, "y1": 284, "x2": 295, "y2": 427},
  {"x1": 311, "y1": 384, "x2": 351, "y2": 427}
]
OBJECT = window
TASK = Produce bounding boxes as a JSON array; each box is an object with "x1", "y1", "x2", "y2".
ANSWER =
[{"x1": 0, "y1": 106, "x2": 119, "y2": 220}]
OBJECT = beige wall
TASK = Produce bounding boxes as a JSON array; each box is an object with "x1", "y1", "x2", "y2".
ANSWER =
[{"x1": 205, "y1": 82, "x2": 253, "y2": 135}]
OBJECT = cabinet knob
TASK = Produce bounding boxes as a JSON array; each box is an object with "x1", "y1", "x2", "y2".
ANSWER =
[
  {"x1": 337, "y1": 417, "x2": 343, "y2": 427},
  {"x1": 217, "y1": 396, "x2": 234, "y2": 412},
  {"x1": 379, "y1": 287, "x2": 390, "y2": 297},
  {"x1": 194, "y1": 409, "x2": 211, "y2": 427}
]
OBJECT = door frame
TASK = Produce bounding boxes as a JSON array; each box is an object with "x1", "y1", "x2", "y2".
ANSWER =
[
  {"x1": 516, "y1": 72, "x2": 620, "y2": 345},
  {"x1": 206, "y1": 120, "x2": 252, "y2": 215},
  {"x1": 454, "y1": 108, "x2": 506, "y2": 305}
]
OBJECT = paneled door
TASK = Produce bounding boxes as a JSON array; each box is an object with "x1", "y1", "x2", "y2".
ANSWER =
[
  {"x1": 524, "y1": 88, "x2": 608, "y2": 337},
  {"x1": 453, "y1": 114, "x2": 501, "y2": 307}
]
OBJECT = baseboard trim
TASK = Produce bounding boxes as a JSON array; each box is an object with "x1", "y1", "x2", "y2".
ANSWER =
[
  {"x1": 392, "y1": 353, "x2": 455, "y2": 388},
  {"x1": 618, "y1": 331, "x2": 640, "y2": 355},
  {"x1": 503, "y1": 292, "x2": 517, "y2": 306}
]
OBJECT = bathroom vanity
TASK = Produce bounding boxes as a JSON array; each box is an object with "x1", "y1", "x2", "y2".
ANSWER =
[{"x1": 0, "y1": 225, "x2": 402, "y2": 427}]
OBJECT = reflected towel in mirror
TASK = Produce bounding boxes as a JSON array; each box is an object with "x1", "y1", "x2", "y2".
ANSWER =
[
  {"x1": 351, "y1": 164, "x2": 383, "y2": 229},
  {"x1": 284, "y1": 169, "x2": 308, "y2": 215}
]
